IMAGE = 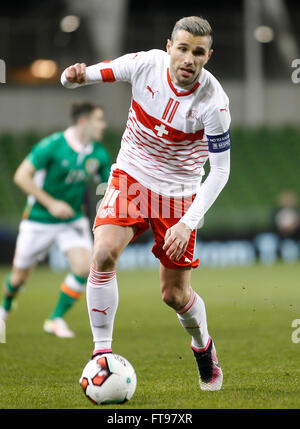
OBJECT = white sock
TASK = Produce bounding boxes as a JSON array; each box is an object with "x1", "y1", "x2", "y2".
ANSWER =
[
  {"x1": 177, "y1": 287, "x2": 210, "y2": 351},
  {"x1": 86, "y1": 266, "x2": 119, "y2": 354}
]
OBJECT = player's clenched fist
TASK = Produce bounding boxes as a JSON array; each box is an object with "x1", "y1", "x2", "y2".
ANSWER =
[{"x1": 65, "y1": 63, "x2": 87, "y2": 84}]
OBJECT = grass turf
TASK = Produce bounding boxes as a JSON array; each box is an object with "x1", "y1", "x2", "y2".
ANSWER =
[{"x1": 0, "y1": 263, "x2": 299, "y2": 409}]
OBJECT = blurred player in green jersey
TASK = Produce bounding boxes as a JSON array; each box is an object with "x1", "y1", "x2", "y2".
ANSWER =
[{"x1": 0, "y1": 102, "x2": 111, "y2": 338}]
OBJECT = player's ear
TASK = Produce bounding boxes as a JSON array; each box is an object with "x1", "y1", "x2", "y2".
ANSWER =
[
  {"x1": 77, "y1": 116, "x2": 87, "y2": 127},
  {"x1": 207, "y1": 49, "x2": 213, "y2": 61},
  {"x1": 166, "y1": 39, "x2": 172, "y2": 54}
]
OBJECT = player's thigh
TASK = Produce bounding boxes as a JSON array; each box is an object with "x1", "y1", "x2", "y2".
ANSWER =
[
  {"x1": 57, "y1": 217, "x2": 93, "y2": 275},
  {"x1": 66, "y1": 247, "x2": 91, "y2": 278},
  {"x1": 13, "y1": 220, "x2": 54, "y2": 270},
  {"x1": 160, "y1": 264, "x2": 191, "y2": 310},
  {"x1": 93, "y1": 224, "x2": 136, "y2": 270}
]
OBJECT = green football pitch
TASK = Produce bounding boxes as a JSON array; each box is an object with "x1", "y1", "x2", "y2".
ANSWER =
[{"x1": 0, "y1": 263, "x2": 299, "y2": 409}]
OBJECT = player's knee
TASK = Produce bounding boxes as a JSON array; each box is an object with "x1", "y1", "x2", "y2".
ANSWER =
[
  {"x1": 10, "y1": 269, "x2": 29, "y2": 286},
  {"x1": 72, "y1": 266, "x2": 90, "y2": 279},
  {"x1": 92, "y1": 245, "x2": 118, "y2": 272},
  {"x1": 69, "y1": 258, "x2": 90, "y2": 278},
  {"x1": 161, "y1": 287, "x2": 184, "y2": 310}
]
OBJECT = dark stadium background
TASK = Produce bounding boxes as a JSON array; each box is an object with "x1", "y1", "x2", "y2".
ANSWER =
[{"x1": 0, "y1": 0, "x2": 300, "y2": 268}]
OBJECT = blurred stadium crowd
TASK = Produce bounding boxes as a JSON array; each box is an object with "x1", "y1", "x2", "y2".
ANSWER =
[{"x1": 0, "y1": 0, "x2": 300, "y2": 267}]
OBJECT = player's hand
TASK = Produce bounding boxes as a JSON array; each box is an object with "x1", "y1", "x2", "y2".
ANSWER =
[
  {"x1": 163, "y1": 222, "x2": 192, "y2": 261},
  {"x1": 47, "y1": 200, "x2": 76, "y2": 220},
  {"x1": 64, "y1": 63, "x2": 87, "y2": 84}
]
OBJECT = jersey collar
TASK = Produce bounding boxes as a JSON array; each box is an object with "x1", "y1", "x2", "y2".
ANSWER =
[
  {"x1": 64, "y1": 127, "x2": 93, "y2": 154},
  {"x1": 167, "y1": 68, "x2": 200, "y2": 97}
]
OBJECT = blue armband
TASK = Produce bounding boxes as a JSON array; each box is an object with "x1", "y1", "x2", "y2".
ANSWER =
[{"x1": 207, "y1": 130, "x2": 231, "y2": 153}]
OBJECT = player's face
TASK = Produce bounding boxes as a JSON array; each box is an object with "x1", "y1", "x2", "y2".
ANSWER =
[
  {"x1": 166, "y1": 30, "x2": 213, "y2": 88},
  {"x1": 86, "y1": 108, "x2": 107, "y2": 141}
]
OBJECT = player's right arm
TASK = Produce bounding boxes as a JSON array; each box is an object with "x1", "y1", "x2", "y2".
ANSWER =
[
  {"x1": 14, "y1": 159, "x2": 75, "y2": 220},
  {"x1": 61, "y1": 52, "x2": 146, "y2": 88}
]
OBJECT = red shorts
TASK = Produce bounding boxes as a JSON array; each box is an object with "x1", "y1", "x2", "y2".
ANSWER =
[{"x1": 94, "y1": 169, "x2": 199, "y2": 269}]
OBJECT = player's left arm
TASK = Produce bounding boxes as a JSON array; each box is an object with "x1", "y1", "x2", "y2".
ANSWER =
[
  {"x1": 179, "y1": 143, "x2": 230, "y2": 230},
  {"x1": 163, "y1": 146, "x2": 230, "y2": 261},
  {"x1": 163, "y1": 100, "x2": 231, "y2": 261}
]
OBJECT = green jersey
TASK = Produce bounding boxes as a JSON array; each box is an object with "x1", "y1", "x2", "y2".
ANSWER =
[{"x1": 23, "y1": 131, "x2": 111, "y2": 223}]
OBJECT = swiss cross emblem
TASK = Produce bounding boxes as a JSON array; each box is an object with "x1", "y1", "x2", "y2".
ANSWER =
[{"x1": 154, "y1": 123, "x2": 169, "y2": 137}]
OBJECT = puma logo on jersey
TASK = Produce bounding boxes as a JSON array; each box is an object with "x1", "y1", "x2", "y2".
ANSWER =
[
  {"x1": 92, "y1": 307, "x2": 110, "y2": 315},
  {"x1": 220, "y1": 108, "x2": 227, "y2": 112},
  {"x1": 146, "y1": 85, "x2": 159, "y2": 98}
]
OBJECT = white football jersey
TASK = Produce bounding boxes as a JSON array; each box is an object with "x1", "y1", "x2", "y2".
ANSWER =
[{"x1": 65, "y1": 49, "x2": 231, "y2": 197}]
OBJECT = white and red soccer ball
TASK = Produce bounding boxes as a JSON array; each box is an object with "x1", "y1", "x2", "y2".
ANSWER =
[{"x1": 80, "y1": 353, "x2": 137, "y2": 405}]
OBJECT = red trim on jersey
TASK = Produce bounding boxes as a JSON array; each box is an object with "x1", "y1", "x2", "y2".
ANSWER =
[
  {"x1": 129, "y1": 113, "x2": 208, "y2": 150},
  {"x1": 162, "y1": 98, "x2": 174, "y2": 120},
  {"x1": 167, "y1": 68, "x2": 200, "y2": 97},
  {"x1": 100, "y1": 68, "x2": 116, "y2": 82},
  {"x1": 126, "y1": 130, "x2": 208, "y2": 167},
  {"x1": 128, "y1": 118, "x2": 208, "y2": 156},
  {"x1": 167, "y1": 100, "x2": 180, "y2": 123},
  {"x1": 124, "y1": 143, "x2": 204, "y2": 175},
  {"x1": 127, "y1": 123, "x2": 208, "y2": 162},
  {"x1": 131, "y1": 99, "x2": 204, "y2": 143}
]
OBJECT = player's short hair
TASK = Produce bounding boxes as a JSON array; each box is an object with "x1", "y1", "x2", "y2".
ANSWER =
[
  {"x1": 171, "y1": 16, "x2": 213, "y2": 47},
  {"x1": 70, "y1": 101, "x2": 103, "y2": 123}
]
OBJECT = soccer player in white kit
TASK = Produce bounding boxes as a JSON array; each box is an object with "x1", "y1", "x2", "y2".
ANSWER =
[{"x1": 61, "y1": 16, "x2": 231, "y2": 391}]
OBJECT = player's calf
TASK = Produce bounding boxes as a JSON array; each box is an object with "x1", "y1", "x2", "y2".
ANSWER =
[
  {"x1": 86, "y1": 266, "x2": 119, "y2": 355},
  {"x1": 0, "y1": 272, "x2": 25, "y2": 317},
  {"x1": 44, "y1": 272, "x2": 86, "y2": 338}
]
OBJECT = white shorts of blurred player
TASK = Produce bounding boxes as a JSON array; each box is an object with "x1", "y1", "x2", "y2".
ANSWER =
[{"x1": 13, "y1": 217, "x2": 93, "y2": 270}]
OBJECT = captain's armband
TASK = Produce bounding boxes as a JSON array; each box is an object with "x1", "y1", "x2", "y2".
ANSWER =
[{"x1": 207, "y1": 130, "x2": 231, "y2": 153}]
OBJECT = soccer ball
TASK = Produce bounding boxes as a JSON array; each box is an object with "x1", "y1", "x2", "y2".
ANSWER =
[{"x1": 79, "y1": 353, "x2": 137, "y2": 405}]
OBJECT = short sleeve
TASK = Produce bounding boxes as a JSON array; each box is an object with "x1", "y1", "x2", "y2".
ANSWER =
[
  {"x1": 26, "y1": 135, "x2": 57, "y2": 170},
  {"x1": 109, "y1": 51, "x2": 147, "y2": 83},
  {"x1": 203, "y1": 102, "x2": 231, "y2": 136},
  {"x1": 202, "y1": 86, "x2": 231, "y2": 153}
]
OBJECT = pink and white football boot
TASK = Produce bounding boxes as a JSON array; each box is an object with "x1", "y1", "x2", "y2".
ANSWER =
[{"x1": 191, "y1": 337, "x2": 223, "y2": 391}]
